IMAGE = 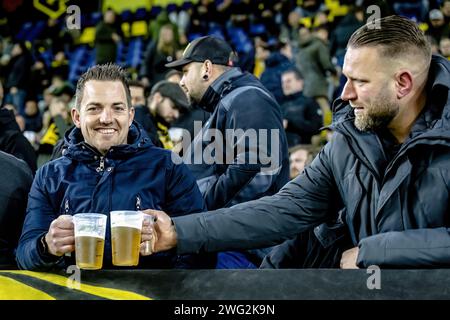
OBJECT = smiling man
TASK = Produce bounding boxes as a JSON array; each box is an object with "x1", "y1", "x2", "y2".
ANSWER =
[{"x1": 16, "y1": 64, "x2": 209, "y2": 270}]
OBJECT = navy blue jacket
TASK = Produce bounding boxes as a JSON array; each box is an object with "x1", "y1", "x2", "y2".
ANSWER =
[
  {"x1": 183, "y1": 68, "x2": 289, "y2": 210},
  {"x1": 16, "y1": 122, "x2": 206, "y2": 270},
  {"x1": 173, "y1": 55, "x2": 450, "y2": 268}
]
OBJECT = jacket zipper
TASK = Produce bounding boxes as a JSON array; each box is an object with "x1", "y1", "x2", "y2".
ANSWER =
[
  {"x1": 136, "y1": 195, "x2": 141, "y2": 210},
  {"x1": 96, "y1": 157, "x2": 105, "y2": 172},
  {"x1": 64, "y1": 199, "x2": 70, "y2": 214}
]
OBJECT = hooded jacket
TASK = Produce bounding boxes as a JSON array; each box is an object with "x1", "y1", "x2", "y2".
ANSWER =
[
  {"x1": 173, "y1": 55, "x2": 450, "y2": 268},
  {"x1": 183, "y1": 67, "x2": 289, "y2": 210},
  {"x1": 16, "y1": 122, "x2": 206, "y2": 270}
]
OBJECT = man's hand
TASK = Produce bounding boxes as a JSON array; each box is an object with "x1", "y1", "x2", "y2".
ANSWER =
[
  {"x1": 340, "y1": 247, "x2": 359, "y2": 269},
  {"x1": 45, "y1": 215, "x2": 75, "y2": 256},
  {"x1": 140, "y1": 213, "x2": 157, "y2": 256},
  {"x1": 141, "y1": 209, "x2": 177, "y2": 252}
]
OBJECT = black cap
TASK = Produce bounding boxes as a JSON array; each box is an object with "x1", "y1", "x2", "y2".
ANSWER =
[
  {"x1": 150, "y1": 80, "x2": 189, "y2": 110},
  {"x1": 165, "y1": 36, "x2": 234, "y2": 70}
]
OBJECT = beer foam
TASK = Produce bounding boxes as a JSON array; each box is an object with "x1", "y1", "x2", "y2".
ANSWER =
[
  {"x1": 75, "y1": 233, "x2": 104, "y2": 238},
  {"x1": 111, "y1": 222, "x2": 142, "y2": 229}
]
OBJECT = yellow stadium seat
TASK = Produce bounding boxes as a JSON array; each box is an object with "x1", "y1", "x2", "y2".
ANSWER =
[
  {"x1": 131, "y1": 20, "x2": 148, "y2": 37},
  {"x1": 78, "y1": 27, "x2": 96, "y2": 45}
]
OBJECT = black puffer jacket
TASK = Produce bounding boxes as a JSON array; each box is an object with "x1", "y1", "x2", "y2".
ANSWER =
[{"x1": 173, "y1": 55, "x2": 450, "y2": 268}]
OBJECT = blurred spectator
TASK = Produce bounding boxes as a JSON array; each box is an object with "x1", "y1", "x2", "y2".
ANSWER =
[
  {"x1": 427, "y1": 35, "x2": 440, "y2": 54},
  {"x1": 330, "y1": 7, "x2": 364, "y2": 66},
  {"x1": 94, "y1": 9, "x2": 121, "y2": 65},
  {"x1": 289, "y1": 144, "x2": 318, "y2": 179},
  {"x1": 4, "y1": 42, "x2": 32, "y2": 116},
  {"x1": 280, "y1": 10, "x2": 302, "y2": 48},
  {"x1": 50, "y1": 51, "x2": 69, "y2": 80},
  {"x1": 29, "y1": 58, "x2": 50, "y2": 100},
  {"x1": 0, "y1": 150, "x2": 33, "y2": 268},
  {"x1": 23, "y1": 98, "x2": 42, "y2": 133},
  {"x1": 140, "y1": 24, "x2": 180, "y2": 89},
  {"x1": 3, "y1": 103, "x2": 25, "y2": 131},
  {"x1": 260, "y1": 40, "x2": 295, "y2": 104},
  {"x1": 38, "y1": 97, "x2": 71, "y2": 167},
  {"x1": 440, "y1": 37, "x2": 450, "y2": 59},
  {"x1": 128, "y1": 80, "x2": 162, "y2": 148},
  {"x1": 426, "y1": 9, "x2": 450, "y2": 44},
  {"x1": 165, "y1": 69, "x2": 182, "y2": 83},
  {"x1": 296, "y1": 25, "x2": 336, "y2": 127},
  {"x1": 281, "y1": 68, "x2": 322, "y2": 147},
  {"x1": 442, "y1": 0, "x2": 450, "y2": 24},
  {"x1": 188, "y1": 0, "x2": 218, "y2": 35},
  {"x1": 0, "y1": 81, "x2": 37, "y2": 173},
  {"x1": 146, "y1": 80, "x2": 189, "y2": 149}
]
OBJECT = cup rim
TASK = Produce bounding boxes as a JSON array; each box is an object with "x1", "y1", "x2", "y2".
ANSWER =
[
  {"x1": 73, "y1": 213, "x2": 107, "y2": 219},
  {"x1": 110, "y1": 210, "x2": 143, "y2": 216}
]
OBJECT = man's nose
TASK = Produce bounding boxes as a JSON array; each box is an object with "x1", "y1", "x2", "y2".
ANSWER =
[
  {"x1": 99, "y1": 108, "x2": 113, "y2": 124},
  {"x1": 341, "y1": 80, "x2": 356, "y2": 101}
]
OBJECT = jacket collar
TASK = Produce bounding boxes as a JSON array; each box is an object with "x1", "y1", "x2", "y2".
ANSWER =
[
  {"x1": 197, "y1": 68, "x2": 242, "y2": 112},
  {"x1": 63, "y1": 121, "x2": 152, "y2": 161}
]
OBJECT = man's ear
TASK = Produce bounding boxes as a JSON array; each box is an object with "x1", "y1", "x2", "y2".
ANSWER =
[
  {"x1": 395, "y1": 70, "x2": 413, "y2": 99},
  {"x1": 203, "y1": 60, "x2": 213, "y2": 79},
  {"x1": 153, "y1": 92, "x2": 163, "y2": 103},
  {"x1": 71, "y1": 108, "x2": 81, "y2": 128}
]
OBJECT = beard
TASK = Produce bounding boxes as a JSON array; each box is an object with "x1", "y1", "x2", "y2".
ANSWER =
[{"x1": 354, "y1": 96, "x2": 399, "y2": 132}]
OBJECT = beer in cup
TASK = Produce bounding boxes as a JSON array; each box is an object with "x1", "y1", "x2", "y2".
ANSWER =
[
  {"x1": 110, "y1": 210, "x2": 143, "y2": 266},
  {"x1": 73, "y1": 213, "x2": 107, "y2": 270}
]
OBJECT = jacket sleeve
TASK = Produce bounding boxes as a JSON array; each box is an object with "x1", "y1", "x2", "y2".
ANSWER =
[
  {"x1": 357, "y1": 227, "x2": 450, "y2": 268},
  {"x1": 16, "y1": 167, "x2": 63, "y2": 270},
  {"x1": 203, "y1": 89, "x2": 288, "y2": 210},
  {"x1": 173, "y1": 141, "x2": 340, "y2": 254},
  {"x1": 163, "y1": 153, "x2": 207, "y2": 216}
]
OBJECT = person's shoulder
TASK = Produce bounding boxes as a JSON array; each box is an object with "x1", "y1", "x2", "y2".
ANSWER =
[{"x1": 0, "y1": 150, "x2": 32, "y2": 177}]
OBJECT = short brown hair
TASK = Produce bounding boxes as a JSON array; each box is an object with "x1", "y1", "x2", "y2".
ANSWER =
[
  {"x1": 75, "y1": 63, "x2": 132, "y2": 109},
  {"x1": 348, "y1": 15, "x2": 431, "y2": 62}
]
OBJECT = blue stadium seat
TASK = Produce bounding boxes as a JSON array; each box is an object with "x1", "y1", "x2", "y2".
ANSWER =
[
  {"x1": 135, "y1": 8, "x2": 148, "y2": 20},
  {"x1": 121, "y1": 10, "x2": 133, "y2": 23},
  {"x1": 149, "y1": 6, "x2": 163, "y2": 19}
]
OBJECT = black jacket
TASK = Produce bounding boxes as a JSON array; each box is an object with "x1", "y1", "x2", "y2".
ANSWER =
[
  {"x1": 0, "y1": 151, "x2": 33, "y2": 268},
  {"x1": 282, "y1": 91, "x2": 323, "y2": 146},
  {"x1": 0, "y1": 108, "x2": 37, "y2": 173},
  {"x1": 183, "y1": 68, "x2": 289, "y2": 210},
  {"x1": 173, "y1": 55, "x2": 450, "y2": 268}
]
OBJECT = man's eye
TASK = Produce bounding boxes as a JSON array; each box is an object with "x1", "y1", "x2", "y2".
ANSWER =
[{"x1": 114, "y1": 106, "x2": 126, "y2": 111}]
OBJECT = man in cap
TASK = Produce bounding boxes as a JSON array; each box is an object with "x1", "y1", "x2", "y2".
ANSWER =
[
  {"x1": 165, "y1": 36, "x2": 289, "y2": 268},
  {"x1": 146, "y1": 80, "x2": 190, "y2": 149},
  {"x1": 427, "y1": 8, "x2": 450, "y2": 43}
]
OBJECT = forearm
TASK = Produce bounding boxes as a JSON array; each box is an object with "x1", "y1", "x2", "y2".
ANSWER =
[{"x1": 357, "y1": 227, "x2": 450, "y2": 268}]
